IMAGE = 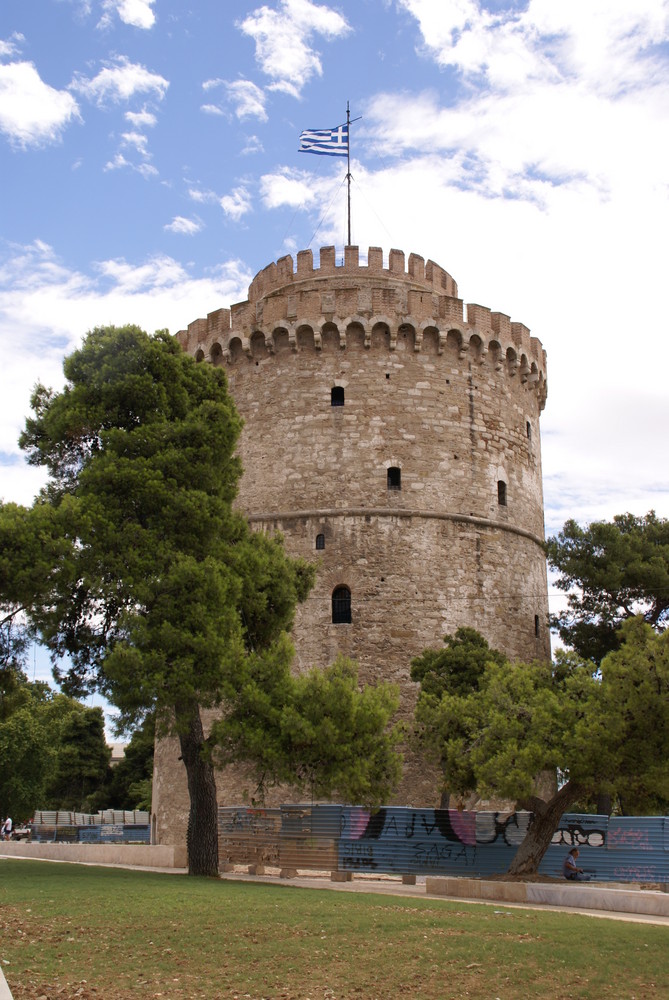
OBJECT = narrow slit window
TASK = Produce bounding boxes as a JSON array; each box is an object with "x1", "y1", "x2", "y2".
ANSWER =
[
  {"x1": 315, "y1": 533, "x2": 325, "y2": 550},
  {"x1": 331, "y1": 386, "x2": 344, "y2": 407},
  {"x1": 332, "y1": 586, "x2": 351, "y2": 624},
  {"x1": 534, "y1": 614, "x2": 540, "y2": 637},
  {"x1": 526, "y1": 420, "x2": 532, "y2": 440},
  {"x1": 387, "y1": 467, "x2": 401, "y2": 491},
  {"x1": 497, "y1": 480, "x2": 507, "y2": 506}
]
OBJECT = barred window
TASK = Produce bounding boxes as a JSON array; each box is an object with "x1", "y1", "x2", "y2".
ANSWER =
[
  {"x1": 316, "y1": 533, "x2": 325, "y2": 550},
  {"x1": 387, "y1": 467, "x2": 401, "y2": 490},
  {"x1": 332, "y1": 585, "x2": 352, "y2": 624}
]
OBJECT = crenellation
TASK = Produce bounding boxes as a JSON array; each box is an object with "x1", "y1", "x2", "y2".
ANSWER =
[
  {"x1": 320, "y1": 245, "x2": 336, "y2": 272},
  {"x1": 467, "y1": 303, "x2": 492, "y2": 331},
  {"x1": 277, "y1": 254, "x2": 294, "y2": 282},
  {"x1": 207, "y1": 307, "x2": 231, "y2": 336},
  {"x1": 491, "y1": 312, "x2": 511, "y2": 339},
  {"x1": 408, "y1": 252, "x2": 425, "y2": 281},
  {"x1": 344, "y1": 244, "x2": 359, "y2": 270},
  {"x1": 440, "y1": 296, "x2": 464, "y2": 322},
  {"x1": 188, "y1": 317, "x2": 207, "y2": 343},
  {"x1": 173, "y1": 244, "x2": 549, "y2": 512},
  {"x1": 530, "y1": 337, "x2": 544, "y2": 363},
  {"x1": 389, "y1": 248, "x2": 405, "y2": 273},
  {"x1": 511, "y1": 321, "x2": 530, "y2": 346},
  {"x1": 368, "y1": 246, "x2": 384, "y2": 272},
  {"x1": 296, "y1": 249, "x2": 313, "y2": 275}
]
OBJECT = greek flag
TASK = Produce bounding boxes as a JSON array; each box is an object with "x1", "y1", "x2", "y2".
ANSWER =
[{"x1": 299, "y1": 123, "x2": 349, "y2": 157}]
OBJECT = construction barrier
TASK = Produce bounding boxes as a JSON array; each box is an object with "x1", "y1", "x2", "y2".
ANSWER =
[{"x1": 218, "y1": 805, "x2": 669, "y2": 883}]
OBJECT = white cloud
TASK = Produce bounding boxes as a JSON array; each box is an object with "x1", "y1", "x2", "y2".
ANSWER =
[
  {"x1": 238, "y1": 0, "x2": 351, "y2": 98},
  {"x1": 201, "y1": 78, "x2": 268, "y2": 121},
  {"x1": 241, "y1": 134, "x2": 264, "y2": 156},
  {"x1": 220, "y1": 186, "x2": 253, "y2": 221},
  {"x1": 121, "y1": 130, "x2": 149, "y2": 155},
  {"x1": 70, "y1": 55, "x2": 168, "y2": 105},
  {"x1": 136, "y1": 162, "x2": 158, "y2": 179},
  {"x1": 267, "y1": 0, "x2": 669, "y2": 530},
  {"x1": 260, "y1": 166, "x2": 331, "y2": 208},
  {"x1": 104, "y1": 152, "x2": 130, "y2": 170},
  {"x1": 398, "y1": 0, "x2": 669, "y2": 93},
  {"x1": 103, "y1": 151, "x2": 157, "y2": 177},
  {"x1": 164, "y1": 216, "x2": 203, "y2": 235},
  {"x1": 188, "y1": 187, "x2": 219, "y2": 204},
  {"x1": 225, "y1": 80, "x2": 268, "y2": 122},
  {"x1": 0, "y1": 61, "x2": 80, "y2": 148},
  {"x1": 0, "y1": 33, "x2": 24, "y2": 59},
  {"x1": 125, "y1": 108, "x2": 157, "y2": 128},
  {"x1": 99, "y1": 0, "x2": 156, "y2": 29},
  {"x1": 0, "y1": 241, "x2": 252, "y2": 504}
]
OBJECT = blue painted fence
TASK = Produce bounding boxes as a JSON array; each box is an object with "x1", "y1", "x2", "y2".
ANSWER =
[{"x1": 219, "y1": 805, "x2": 669, "y2": 883}]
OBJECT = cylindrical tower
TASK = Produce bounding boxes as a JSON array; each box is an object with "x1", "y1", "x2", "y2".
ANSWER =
[{"x1": 160, "y1": 245, "x2": 549, "y2": 828}]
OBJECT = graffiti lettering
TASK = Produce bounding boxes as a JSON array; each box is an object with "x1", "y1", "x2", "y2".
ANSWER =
[
  {"x1": 551, "y1": 825, "x2": 606, "y2": 849},
  {"x1": 613, "y1": 866, "x2": 658, "y2": 881},
  {"x1": 608, "y1": 829, "x2": 652, "y2": 850},
  {"x1": 412, "y1": 843, "x2": 477, "y2": 869},
  {"x1": 476, "y1": 812, "x2": 532, "y2": 847}
]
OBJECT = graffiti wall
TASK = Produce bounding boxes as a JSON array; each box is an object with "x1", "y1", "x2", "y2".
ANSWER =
[{"x1": 218, "y1": 806, "x2": 669, "y2": 882}]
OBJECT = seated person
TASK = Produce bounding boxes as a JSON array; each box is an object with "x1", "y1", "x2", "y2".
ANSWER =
[{"x1": 563, "y1": 847, "x2": 592, "y2": 881}]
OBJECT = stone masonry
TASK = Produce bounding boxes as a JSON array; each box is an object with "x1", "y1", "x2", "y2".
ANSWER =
[{"x1": 152, "y1": 245, "x2": 549, "y2": 847}]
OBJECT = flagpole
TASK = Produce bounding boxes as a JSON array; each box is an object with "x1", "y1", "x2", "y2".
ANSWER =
[{"x1": 346, "y1": 101, "x2": 351, "y2": 247}]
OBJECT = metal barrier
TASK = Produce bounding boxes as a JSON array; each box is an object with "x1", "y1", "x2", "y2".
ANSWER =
[
  {"x1": 218, "y1": 805, "x2": 669, "y2": 883},
  {"x1": 30, "y1": 822, "x2": 150, "y2": 844}
]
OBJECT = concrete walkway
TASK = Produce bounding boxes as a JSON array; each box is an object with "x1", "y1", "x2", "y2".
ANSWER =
[
  {"x1": 3, "y1": 851, "x2": 669, "y2": 927},
  {"x1": 215, "y1": 869, "x2": 669, "y2": 927}
]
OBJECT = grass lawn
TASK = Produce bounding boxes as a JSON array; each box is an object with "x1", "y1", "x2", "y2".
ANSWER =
[{"x1": 0, "y1": 860, "x2": 667, "y2": 1000}]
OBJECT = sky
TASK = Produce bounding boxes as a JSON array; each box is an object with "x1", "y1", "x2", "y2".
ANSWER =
[{"x1": 2, "y1": 0, "x2": 669, "y2": 700}]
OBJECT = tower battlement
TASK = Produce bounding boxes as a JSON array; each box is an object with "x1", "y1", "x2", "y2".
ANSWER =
[
  {"x1": 247, "y1": 246, "x2": 459, "y2": 301},
  {"x1": 176, "y1": 247, "x2": 547, "y2": 409}
]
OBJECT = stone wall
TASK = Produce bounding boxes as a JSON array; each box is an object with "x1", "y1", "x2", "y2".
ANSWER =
[{"x1": 153, "y1": 246, "x2": 550, "y2": 847}]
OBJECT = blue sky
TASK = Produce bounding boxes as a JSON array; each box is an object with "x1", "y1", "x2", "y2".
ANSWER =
[{"x1": 2, "y1": 0, "x2": 669, "y2": 699}]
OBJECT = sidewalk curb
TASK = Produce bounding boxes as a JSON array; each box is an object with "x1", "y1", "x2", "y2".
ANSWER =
[{"x1": 0, "y1": 966, "x2": 13, "y2": 1000}]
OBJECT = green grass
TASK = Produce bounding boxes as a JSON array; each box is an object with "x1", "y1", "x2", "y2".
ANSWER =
[{"x1": 0, "y1": 860, "x2": 667, "y2": 1000}]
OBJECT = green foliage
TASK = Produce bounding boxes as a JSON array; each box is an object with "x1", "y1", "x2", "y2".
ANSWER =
[
  {"x1": 215, "y1": 637, "x2": 402, "y2": 806},
  {"x1": 546, "y1": 511, "x2": 669, "y2": 661},
  {"x1": 7, "y1": 325, "x2": 313, "y2": 728},
  {"x1": 0, "y1": 695, "x2": 56, "y2": 819},
  {"x1": 411, "y1": 628, "x2": 508, "y2": 799},
  {"x1": 43, "y1": 706, "x2": 111, "y2": 812},
  {"x1": 2, "y1": 324, "x2": 316, "y2": 873},
  {"x1": 411, "y1": 624, "x2": 669, "y2": 871},
  {"x1": 596, "y1": 618, "x2": 669, "y2": 813},
  {"x1": 416, "y1": 627, "x2": 669, "y2": 807},
  {"x1": 0, "y1": 677, "x2": 109, "y2": 819},
  {"x1": 105, "y1": 714, "x2": 155, "y2": 811},
  {"x1": 3, "y1": 324, "x2": 395, "y2": 872},
  {"x1": 411, "y1": 627, "x2": 508, "y2": 697}
]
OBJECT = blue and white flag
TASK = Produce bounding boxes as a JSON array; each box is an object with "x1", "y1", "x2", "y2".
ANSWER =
[{"x1": 299, "y1": 123, "x2": 348, "y2": 157}]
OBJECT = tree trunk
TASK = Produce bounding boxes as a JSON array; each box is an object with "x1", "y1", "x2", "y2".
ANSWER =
[
  {"x1": 177, "y1": 703, "x2": 219, "y2": 877},
  {"x1": 595, "y1": 791, "x2": 612, "y2": 815},
  {"x1": 507, "y1": 780, "x2": 584, "y2": 876}
]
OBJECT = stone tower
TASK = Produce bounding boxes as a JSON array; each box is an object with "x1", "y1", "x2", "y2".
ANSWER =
[{"x1": 153, "y1": 245, "x2": 549, "y2": 844}]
